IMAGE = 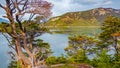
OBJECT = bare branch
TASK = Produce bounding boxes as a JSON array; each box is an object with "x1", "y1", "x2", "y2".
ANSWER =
[
  {"x1": 0, "y1": 3, "x2": 5, "y2": 9},
  {"x1": 18, "y1": 0, "x2": 25, "y2": 4},
  {"x1": 16, "y1": 15, "x2": 24, "y2": 31},
  {"x1": 28, "y1": 13, "x2": 35, "y2": 22},
  {"x1": 21, "y1": 0, "x2": 28, "y2": 11},
  {"x1": 2, "y1": 33, "x2": 15, "y2": 50},
  {"x1": 8, "y1": 51, "x2": 16, "y2": 60}
]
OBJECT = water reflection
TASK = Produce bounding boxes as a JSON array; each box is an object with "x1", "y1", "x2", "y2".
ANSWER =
[{"x1": 37, "y1": 33, "x2": 69, "y2": 56}]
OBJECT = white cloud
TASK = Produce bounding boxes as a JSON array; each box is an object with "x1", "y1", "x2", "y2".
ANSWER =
[
  {"x1": 94, "y1": 0, "x2": 112, "y2": 6},
  {"x1": 71, "y1": 0, "x2": 113, "y2": 6},
  {"x1": 49, "y1": 0, "x2": 83, "y2": 16},
  {"x1": 103, "y1": 1, "x2": 112, "y2": 5}
]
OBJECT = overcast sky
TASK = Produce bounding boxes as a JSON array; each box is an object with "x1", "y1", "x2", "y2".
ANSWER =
[{"x1": 0, "y1": 0, "x2": 120, "y2": 18}]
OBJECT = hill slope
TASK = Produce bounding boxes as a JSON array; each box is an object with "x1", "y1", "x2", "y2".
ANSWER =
[{"x1": 46, "y1": 7, "x2": 120, "y2": 26}]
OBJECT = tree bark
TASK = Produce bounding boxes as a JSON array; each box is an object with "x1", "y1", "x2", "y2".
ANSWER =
[{"x1": 15, "y1": 38, "x2": 31, "y2": 65}]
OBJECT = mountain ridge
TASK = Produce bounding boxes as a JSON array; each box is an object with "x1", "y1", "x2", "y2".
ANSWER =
[{"x1": 46, "y1": 7, "x2": 120, "y2": 26}]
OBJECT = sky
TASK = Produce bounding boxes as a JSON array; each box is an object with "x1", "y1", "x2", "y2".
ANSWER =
[{"x1": 0, "y1": 0, "x2": 120, "y2": 18}]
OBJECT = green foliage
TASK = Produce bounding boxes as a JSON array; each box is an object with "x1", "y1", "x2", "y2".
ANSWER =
[
  {"x1": 46, "y1": 56, "x2": 58, "y2": 64},
  {"x1": 32, "y1": 39, "x2": 52, "y2": 60},
  {"x1": 111, "y1": 55, "x2": 120, "y2": 68},
  {"x1": 65, "y1": 35, "x2": 97, "y2": 56},
  {"x1": 46, "y1": 55, "x2": 67, "y2": 65},
  {"x1": 0, "y1": 22, "x2": 12, "y2": 32},
  {"x1": 57, "y1": 55, "x2": 67, "y2": 63},
  {"x1": 67, "y1": 49, "x2": 89, "y2": 63},
  {"x1": 99, "y1": 16, "x2": 120, "y2": 55},
  {"x1": 8, "y1": 61, "x2": 21, "y2": 68},
  {"x1": 90, "y1": 50, "x2": 113, "y2": 68},
  {"x1": 65, "y1": 35, "x2": 97, "y2": 64},
  {"x1": 23, "y1": 21, "x2": 49, "y2": 35},
  {"x1": 33, "y1": 39, "x2": 50, "y2": 48},
  {"x1": 99, "y1": 16, "x2": 120, "y2": 42}
]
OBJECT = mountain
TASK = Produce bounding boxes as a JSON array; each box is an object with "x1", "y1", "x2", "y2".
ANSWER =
[
  {"x1": 0, "y1": 18, "x2": 8, "y2": 23},
  {"x1": 46, "y1": 7, "x2": 120, "y2": 26}
]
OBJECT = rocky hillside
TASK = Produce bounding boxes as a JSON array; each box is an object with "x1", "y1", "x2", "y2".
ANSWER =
[{"x1": 46, "y1": 7, "x2": 120, "y2": 26}]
